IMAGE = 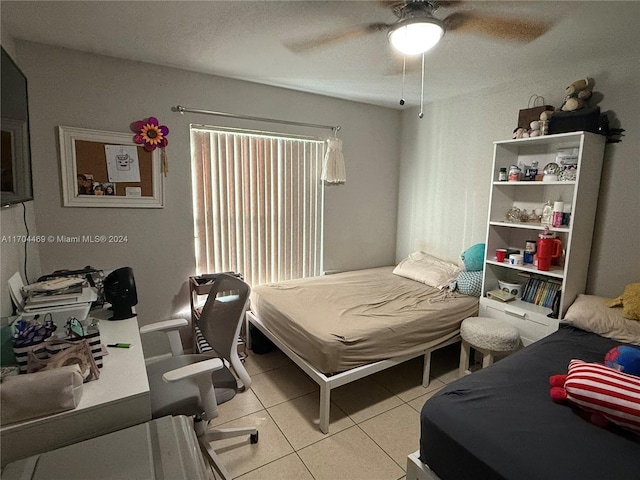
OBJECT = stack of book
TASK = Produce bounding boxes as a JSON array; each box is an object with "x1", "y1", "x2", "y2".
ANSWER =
[{"x1": 521, "y1": 276, "x2": 561, "y2": 308}]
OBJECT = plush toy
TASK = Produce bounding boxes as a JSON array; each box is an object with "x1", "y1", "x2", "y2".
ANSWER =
[
  {"x1": 538, "y1": 110, "x2": 556, "y2": 135},
  {"x1": 528, "y1": 120, "x2": 542, "y2": 137},
  {"x1": 451, "y1": 243, "x2": 485, "y2": 297},
  {"x1": 549, "y1": 359, "x2": 640, "y2": 433},
  {"x1": 513, "y1": 120, "x2": 544, "y2": 139},
  {"x1": 560, "y1": 78, "x2": 593, "y2": 112},
  {"x1": 460, "y1": 243, "x2": 485, "y2": 272},
  {"x1": 607, "y1": 283, "x2": 640, "y2": 320},
  {"x1": 605, "y1": 345, "x2": 640, "y2": 376},
  {"x1": 512, "y1": 127, "x2": 526, "y2": 139}
]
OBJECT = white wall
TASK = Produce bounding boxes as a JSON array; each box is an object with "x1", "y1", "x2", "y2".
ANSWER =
[
  {"x1": 12, "y1": 41, "x2": 400, "y2": 356},
  {"x1": 397, "y1": 55, "x2": 640, "y2": 298},
  {"x1": 0, "y1": 25, "x2": 42, "y2": 318}
]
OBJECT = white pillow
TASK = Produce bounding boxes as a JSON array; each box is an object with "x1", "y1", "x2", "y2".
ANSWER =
[
  {"x1": 393, "y1": 251, "x2": 461, "y2": 289},
  {"x1": 563, "y1": 294, "x2": 640, "y2": 345}
]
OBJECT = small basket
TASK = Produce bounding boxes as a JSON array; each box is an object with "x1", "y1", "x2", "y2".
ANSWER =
[{"x1": 498, "y1": 280, "x2": 524, "y2": 298}]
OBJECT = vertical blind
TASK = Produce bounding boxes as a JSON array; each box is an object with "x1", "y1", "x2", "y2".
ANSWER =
[{"x1": 191, "y1": 127, "x2": 325, "y2": 286}]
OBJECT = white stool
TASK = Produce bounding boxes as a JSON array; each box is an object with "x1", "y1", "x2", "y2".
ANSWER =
[{"x1": 459, "y1": 316, "x2": 520, "y2": 377}]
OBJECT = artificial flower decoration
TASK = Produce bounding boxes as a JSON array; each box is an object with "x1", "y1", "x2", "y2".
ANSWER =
[{"x1": 131, "y1": 116, "x2": 169, "y2": 152}]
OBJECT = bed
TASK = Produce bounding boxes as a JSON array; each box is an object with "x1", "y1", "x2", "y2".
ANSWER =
[
  {"x1": 247, "y1": 260, "x2": 479, "y2": 433},
  {"x1": 407, "y1": 294, "x2": 640, "y2": 480}
]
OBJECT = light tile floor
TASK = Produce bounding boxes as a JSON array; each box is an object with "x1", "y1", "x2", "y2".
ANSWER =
[{"x1": 209, "y1": 343, "x2": 462, "y2": 480}]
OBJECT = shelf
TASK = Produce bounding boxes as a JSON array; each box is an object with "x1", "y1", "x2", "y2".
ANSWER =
[
  {"x1": 489, "y1": 221, "x2": 570, "y2": 233},
  {"x1": 493, "y1": 131, "x2": 588, "y2": 146},
  {"x1": 485, "y1": 259, "x2": 564, "y2": 279},
  {"x1": 492, "y1": 181, "x2": 576, "y2": 186}
]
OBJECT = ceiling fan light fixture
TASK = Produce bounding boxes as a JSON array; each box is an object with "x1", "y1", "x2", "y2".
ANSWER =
[{"x1": 388, "y1": 17, "x2": 444, "y2": 56}]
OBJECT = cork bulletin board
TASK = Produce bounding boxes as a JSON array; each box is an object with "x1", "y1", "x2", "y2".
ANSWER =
[{"x1": 59, "y1": 126, "x2": 164, "y2": 207}]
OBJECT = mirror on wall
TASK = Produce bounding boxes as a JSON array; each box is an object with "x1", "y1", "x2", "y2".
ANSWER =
[{"x1": 1, "y1": 46, "x2": 33, "y2": 207}]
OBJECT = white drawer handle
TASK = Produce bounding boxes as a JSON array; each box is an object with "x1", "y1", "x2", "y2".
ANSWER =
[{"x1": 504, "y1": 306, "x2": 528, "y2": 319}]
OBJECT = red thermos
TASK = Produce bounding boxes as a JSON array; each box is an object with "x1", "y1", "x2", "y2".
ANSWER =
[{"x1": 537, "y1": 230, "x2": 562, "y2": 271}]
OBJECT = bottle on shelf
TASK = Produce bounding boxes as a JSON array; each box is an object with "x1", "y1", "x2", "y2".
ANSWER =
[
  {"x1": 552, "y1": 201, "x2": 564, "y2": 227},
  {"x1": 562, "y1": 204, "x2": 572, "y2": 226},
  {"x1": 541, "y1": 200, "x2": 554, "y2": 227},
  {"x1": 508, "y1": 165, "x2": 521, "y2": 181},
  {"x1": 524, "y1": 160, "x2": 538, "y2": 181}
]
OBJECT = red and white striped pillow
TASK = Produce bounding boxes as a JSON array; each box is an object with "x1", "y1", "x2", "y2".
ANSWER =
[{"x1": 565, "y1": 359, "x2": 640, "y2": 432}]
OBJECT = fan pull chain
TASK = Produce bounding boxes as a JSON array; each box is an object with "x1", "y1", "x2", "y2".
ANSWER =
[
  {"x1": 419, "y1": 52, "x2": 425, "y2": 119},
  {"x1": 399, "y1": 55, "x2": 406, "y2": 106}
]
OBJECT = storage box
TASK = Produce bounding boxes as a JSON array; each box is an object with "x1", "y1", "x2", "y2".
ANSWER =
[{"x1": 548, "y1": 107, "x2": 601, "y2": 135}]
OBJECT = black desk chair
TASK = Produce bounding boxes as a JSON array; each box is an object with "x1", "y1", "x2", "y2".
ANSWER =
[{"x1": 141, "y1": 274, "x2": 257, "y2": 480}]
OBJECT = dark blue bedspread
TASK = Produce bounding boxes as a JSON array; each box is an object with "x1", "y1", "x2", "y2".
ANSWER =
[{"x1": 420, "y1": 325, "x2": 640, "y2": 480}]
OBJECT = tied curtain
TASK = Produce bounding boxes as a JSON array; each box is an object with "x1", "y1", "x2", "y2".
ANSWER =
[{"x1": 191, "y1": 128, "x2": 325, "y2": 286}]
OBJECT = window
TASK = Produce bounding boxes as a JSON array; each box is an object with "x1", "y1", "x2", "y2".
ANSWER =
[{"x1": 191, "y1": 126, "x2": 325, "y2": 286}]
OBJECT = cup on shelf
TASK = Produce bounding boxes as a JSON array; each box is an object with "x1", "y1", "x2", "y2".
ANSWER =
[
  {"x1": 509, "y1": 254, "x2": 524, "y2": 266},
  {"x1": 496, "y1": 249, "x2": 507, "y2": 262},
  {"x1": 538, "y1": 257, "x2": 552, "y2": 271}
]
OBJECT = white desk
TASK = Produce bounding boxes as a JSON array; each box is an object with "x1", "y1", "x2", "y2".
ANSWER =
[{"x1": 0, "y1": 314, "x2": 151, "y2": 467}]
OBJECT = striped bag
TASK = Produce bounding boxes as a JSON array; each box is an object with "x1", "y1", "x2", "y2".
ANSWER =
[{"x1": 565, "y1": 359, "x2": 640, "y2": 432}]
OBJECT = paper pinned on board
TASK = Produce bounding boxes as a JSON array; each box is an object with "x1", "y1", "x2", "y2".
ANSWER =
[{"x1": 105, "y1": 145, "x2": 140, "y2": 183}]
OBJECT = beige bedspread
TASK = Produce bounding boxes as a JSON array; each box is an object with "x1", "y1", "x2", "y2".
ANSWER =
[{"x1": 250, "y1": 267, "x2": 479, "y2": 373}]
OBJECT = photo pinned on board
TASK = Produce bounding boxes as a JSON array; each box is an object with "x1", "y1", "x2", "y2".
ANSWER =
[
  {"x1": 77, "y1": 173, "x2": 94, "y2": 195},
  {"x1": 103, "y1": 182, "x2": 115, "y2": 195}
]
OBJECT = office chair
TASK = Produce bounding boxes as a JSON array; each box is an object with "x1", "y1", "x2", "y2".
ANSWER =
[{"x1": 141, "y1": 273, "x2": 258, "y2": 480}]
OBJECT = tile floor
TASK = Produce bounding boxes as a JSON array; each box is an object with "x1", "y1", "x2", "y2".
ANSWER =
[{"x1": 209, "y1": 343, "x2": 462, "y2": 480}]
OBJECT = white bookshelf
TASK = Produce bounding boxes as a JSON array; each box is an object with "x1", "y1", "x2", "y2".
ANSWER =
[{"x1": 480, "y1": 132, "x2": 606, "y2": 345}]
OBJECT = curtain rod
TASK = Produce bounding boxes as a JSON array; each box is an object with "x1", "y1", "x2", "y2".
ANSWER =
[{"x1": 172, "y1": 105, "x2": 341, "y2": 133}]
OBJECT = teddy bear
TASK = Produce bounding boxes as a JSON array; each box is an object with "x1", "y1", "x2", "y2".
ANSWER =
[
  {"x1": 607, "y1": 283, "x2": 640, "y2": 320},
  {"x1": 549, "y1": 353, "x2": 640, "y2": 433},
  {"x1": 560, "y1": 78, "x2": 593, "y2": 112},
  {"x1": 513, "y1": 121, "x2": 543, "y2": 139},
  {"x1": 539, "y1": 110, "x2": 556, "y2": 135}
]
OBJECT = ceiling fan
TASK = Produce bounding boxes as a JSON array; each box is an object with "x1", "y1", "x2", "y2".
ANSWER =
[{"x1": 287, "y1": 1, "x2": 551, "y2": 56}]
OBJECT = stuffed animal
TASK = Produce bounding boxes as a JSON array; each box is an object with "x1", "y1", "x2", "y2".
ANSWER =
[
  {"x1": 528, "y1": 120, "x2": 542, "y2": 137},
  {"x1": 605, "y1": 345, "x2": 640, "y2": 376},
  {"x1": 549, "y1": 359, "x2": 640, "y2": 433},
  {"x1": 460, "y1": 243, "x2": 485, "y2": 272},
  {"x1": 512, "y1": 127, "x2": 526, "y2": 139},
  {"x1": 607, "y1": 283, "x2": 640, "y2": 320},
  {"x1": 513, "y1": 121, "x2": 543, "y2": 139},
  {"x1": 451, "y1": 243, "x2": 485, "y2": 297},
  {"x1": 560, "y1": 78, "x2": 593, "y2": 112},
  {"x1": 539, "y1": 110, "x2": 556, "y2": 135}
]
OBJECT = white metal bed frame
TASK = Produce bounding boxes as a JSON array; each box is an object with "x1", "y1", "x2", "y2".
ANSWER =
[
  {"x1": 407, "y1": 451, "x2": 441, "y2": 480},
  {"x1": 246, "y1": 310, "x2": 461, "y2": 434}
]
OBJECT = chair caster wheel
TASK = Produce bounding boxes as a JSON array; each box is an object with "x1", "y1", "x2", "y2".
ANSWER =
[{"x1": 250, "y1": 432, "x2": 259, "y2": 444}]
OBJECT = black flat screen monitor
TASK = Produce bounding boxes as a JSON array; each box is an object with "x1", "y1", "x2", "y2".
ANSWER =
[{"x1": 1, "y1": 46, "x2": 33, "y2": 206}]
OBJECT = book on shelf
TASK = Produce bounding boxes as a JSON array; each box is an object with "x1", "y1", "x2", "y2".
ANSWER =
[{"x1": 519, "y1": 274, "x2": 561, "y2": 308}]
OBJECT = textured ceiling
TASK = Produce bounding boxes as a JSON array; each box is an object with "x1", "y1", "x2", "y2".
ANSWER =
[{"x1": 2, "y1": 1, "x2": 639, "y2": 109}]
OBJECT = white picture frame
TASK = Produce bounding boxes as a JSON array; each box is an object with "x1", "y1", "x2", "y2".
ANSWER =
[{"x1": 59, "y1": 126, "x2": 164, "y2": 208}]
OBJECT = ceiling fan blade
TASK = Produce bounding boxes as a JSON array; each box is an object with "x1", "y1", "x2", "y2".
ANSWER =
[
  {"x1": 378, "y1": 1, "x2": 464, "y2": 10},
  {"x1": 444, "y1": 12, "x2": 550, "y2": 42},
  {"x1": 286, "y1": 23, "x2": 390, "y2": 54}
]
